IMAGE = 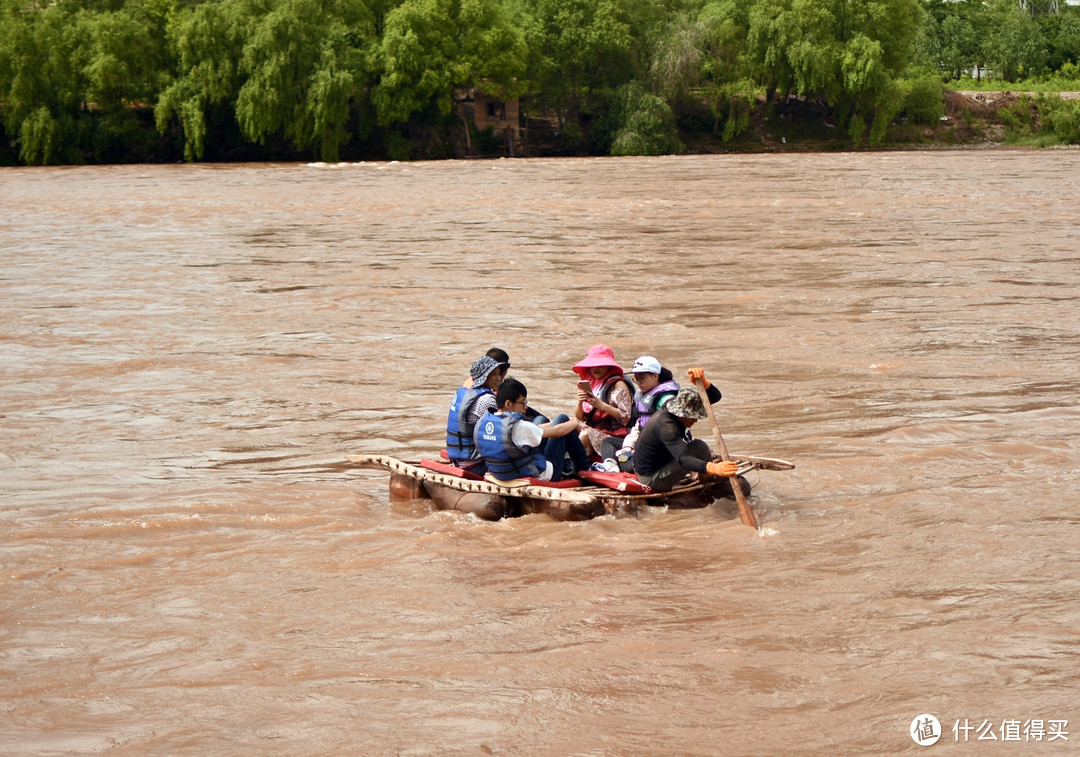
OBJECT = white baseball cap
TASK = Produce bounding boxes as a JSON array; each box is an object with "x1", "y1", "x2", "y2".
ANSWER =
[{"x1": 630, "y1": 355, "x2": 662, "y2": 374}]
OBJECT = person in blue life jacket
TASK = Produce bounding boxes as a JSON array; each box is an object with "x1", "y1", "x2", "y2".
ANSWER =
[
  {"x1": 606, "y1": 355, "x2": 682, "y2": 472},
  {"x1": 446, "y1": 355, "x2": 509, "y2": 474},
  {"x1": 462, "y1": 348, "x2": 510, "y2": 389},
  {"x1": 462, "y1": 347, "x2": 547, "y2": 424},
  {"x1": 474, "y1": 378, "x2": 597, "y2": 483}
]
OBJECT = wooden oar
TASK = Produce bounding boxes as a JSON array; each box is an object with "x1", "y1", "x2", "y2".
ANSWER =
[{"x1": 691, "y1": 377, "x2": 759, "y2": 529}]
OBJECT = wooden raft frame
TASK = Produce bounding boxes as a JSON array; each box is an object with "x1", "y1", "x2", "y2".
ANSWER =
[{"x1": 346, "y1": 453, "x2": 794, "y2": 508}]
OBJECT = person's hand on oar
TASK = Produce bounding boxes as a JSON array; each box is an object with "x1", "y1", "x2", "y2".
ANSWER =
[
  {"x1": 688, "y1": 369, "x2": 735, "y2": 478},
  {"x1": 688, "y1": 366, "x2": 759, "y2": 529},
  {"x1": 705, "y1": 460, "x2": 738, "y2": 478}
]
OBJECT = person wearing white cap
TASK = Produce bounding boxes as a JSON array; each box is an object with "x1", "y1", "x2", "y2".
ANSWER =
[
  {"x1": 605, "y1": 356, "x2": 682, "y2": 471},
  {"x1": 628, "y1": 356, "x2": 681, "y2": 431},
  {"x1": 633, "y1": 370, "x2": 738, "y2": 492}
]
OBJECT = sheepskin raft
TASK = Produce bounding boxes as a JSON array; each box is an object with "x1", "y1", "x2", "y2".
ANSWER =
[{"x1": 347, "y1": 454, "x2": 794, "y2": 522}]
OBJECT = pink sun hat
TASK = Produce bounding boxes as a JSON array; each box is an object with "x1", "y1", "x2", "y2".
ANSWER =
[{"x1": 572, "y1": 345, "x2": 624, "y2": 379}]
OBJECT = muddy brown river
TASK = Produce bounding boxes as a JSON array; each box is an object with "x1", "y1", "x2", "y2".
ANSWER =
[{"x1": 2, "y1": 152, "x2": 1078, "y2": 755}]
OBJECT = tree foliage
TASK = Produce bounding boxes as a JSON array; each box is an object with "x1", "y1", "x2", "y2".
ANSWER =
[
  {"x1": 4, "y1": 0, "x2": 1080, "y2": 163},
  {"x1": 594, "y1": 80, "x2": 685, "y2": 155},
  {"x1": 982, "y1": 0, "x2": 1047, "y2": 81},
  {"x1": 156, "y1": 0, "x2": 249, "y2": 160},
  {"x1": 372, "y1": 0, "x2": 527, "y2": 126},
  {"x1": 904, "y1": 75, "x2": 944, "y2": 123},
  {"x1": 522, "y1": 0, "x2": 637, "y2": 137}
]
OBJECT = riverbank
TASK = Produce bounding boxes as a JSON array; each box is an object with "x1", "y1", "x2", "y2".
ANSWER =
[
  {"x1": 680, "y1": 90, "x2": 1080, "y2": 154},
  {"x1": 3, "y1": 90, "x2": 1075, "y2": 166}
]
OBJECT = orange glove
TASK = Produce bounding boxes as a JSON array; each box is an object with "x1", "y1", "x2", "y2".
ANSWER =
[
  {"x1": 705, "y1": 460, "x2": 737, "y2": 477},
  {"x1": 687, "y1": 367, "x2": 710, "y2": 390}
]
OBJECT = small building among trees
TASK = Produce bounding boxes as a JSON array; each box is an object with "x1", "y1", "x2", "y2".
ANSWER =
[{"x1": 456, "y1": 88, "x2": 519, "y2": 156}]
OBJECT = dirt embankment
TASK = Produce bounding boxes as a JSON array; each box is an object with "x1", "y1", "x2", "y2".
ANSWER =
[
  {"x1": 948, "y1": 90, "x2": 1080, "y2": 118},
  {"x1": 937, "y1": 90, "x2": 1080, "y2": 145}
]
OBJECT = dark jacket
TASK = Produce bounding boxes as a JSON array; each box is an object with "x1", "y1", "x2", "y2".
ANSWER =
[{"x1": 633, "y1": 383, "x2": 721, "y2": 478}]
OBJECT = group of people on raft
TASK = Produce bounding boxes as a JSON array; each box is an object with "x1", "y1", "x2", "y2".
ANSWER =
[{"x1": 445, "y1": 344, "x2": 743, "y2": 495}]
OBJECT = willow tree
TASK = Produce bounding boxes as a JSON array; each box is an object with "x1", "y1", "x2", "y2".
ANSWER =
[
  {"x1": 606, "y1": 81, "x2": 684, "y2": 155},
  {"x1": 0, "y1": 0, "x2": 101, "y2": 163},
  {"x1": 521, "y1": 0, "x2": 636, "y2": 139},
  {"x1": 370, "y1": 0, "x2": 527, "y2": 128},
  {"x1": 648, "y1": 11, "x2": 706, "y2": 111},
  {"x1": 641, "y1": 1, "x2": 756, "y2": 141},
  {"x1": 745, "y1": 0, "x2": 922, "y2": 144},
  {"x1": 156, "y1": 0, "x2": 251, "y2": 160},
  {"x1": 0, "y1": 0, "x2": 173, "y2": 164},
  {"x1": 1, "y1": 1, "x2": 73, "y2": 162},
  {"x1": 158, "y1": 0, "x2": 379, "y2": 161},
  {"x1": 235, "y1": 0, "x2": 377, "y2": 160},
  {"x1": 698, "y1": 0, "x2": 757, "y2": 139},
  {"x1": 83, "y1": 1, "x2": 172, "y2": 112}
]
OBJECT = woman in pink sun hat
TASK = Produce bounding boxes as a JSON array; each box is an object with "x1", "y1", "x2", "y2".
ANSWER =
[{"x1": 572, "y1": 345, "x2": 633, "y2": 460}]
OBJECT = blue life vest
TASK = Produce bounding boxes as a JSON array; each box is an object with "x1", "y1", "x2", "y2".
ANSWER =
[
  {"x1": 633, "y1": 380, "x2": 681, "y2": 430},
  {"x1": 445, "y1": 386, "x2": 493, "y2": 463},
  {"x1": 474, "y1": 411, "x2": 545, "y2": 481}
]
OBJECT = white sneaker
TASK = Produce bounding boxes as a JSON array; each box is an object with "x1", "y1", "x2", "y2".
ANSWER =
[{"x1": 601, "y1": 459, "x2": 620, "y2": 472}]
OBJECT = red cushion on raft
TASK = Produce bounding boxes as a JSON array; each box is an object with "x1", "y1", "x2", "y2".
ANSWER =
[
  {"x1": 420, "y1": 459, "x2": 485, "y2": 481},
  {"x1": 577, "y1": 470, "x2": 652, "y2": 494},
  {"x1": 524, "y1": 478, "x2": 581, "y2": 488}
]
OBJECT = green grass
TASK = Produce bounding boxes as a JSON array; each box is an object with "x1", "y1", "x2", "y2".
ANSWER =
[{"x1": 943, "y1": 67, "x2": 1080, "y2": 94}]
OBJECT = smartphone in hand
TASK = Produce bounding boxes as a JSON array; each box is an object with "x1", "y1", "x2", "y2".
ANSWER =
[{"x1": 577, "y1": 380, "x2": 592, "y2": 393}]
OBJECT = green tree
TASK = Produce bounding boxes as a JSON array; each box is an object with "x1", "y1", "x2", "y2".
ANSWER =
[
  {"x1": 982, "y1": 0, "x2": 1046, "y2": 81},
  {"x1": 1, "y1": 0, "x2": 175, "y2": 163},
  {"x1": 522, "y1": 0, "x2": 636, "y2": 139},
  {"x1": 697, "y1": 0, "x2": 757, "y2": 139},
  {"x1": 938, "y1": 14, "x2": 979, "y2": 80},
  {"x1": 904, "y1": 75, "x2": 943, "y2": 123},
  {"x1": 84, "y1": 0, "x2": 172, "y2": 112},
  {"x1": 745, "y1": 0, "x2": 797, "y2": 99},
  {"x1": 158, "y1": 0, "x2": 384, "y2": 161},
  {"x1": 155, "y1": 0, "x2": 250, "y2": 160},
  {"x1": 236, "y1": 0, "x2": 376, "y2": 160},
  {"x1": 607, "y1": 80, "x2": 685, "y2": 155},
  {"x1": 84, "y1": 0, "x2": 175, "y2": 160},
  {"x1": 645, "y1": 0, "x2": 754, "y2": 138},
  {"x1": 648, "y1": 10, "x2": 706, "y2": 108},
  {"x1": 0, "y1": 0, "x2": 92, "y2": 163},
  {"x1": 744, "y1": 0, "x2": 920, "y2": 144},
  {"x1": 371, "y1": 0, "x2": 527, "y2": 127},
  {"x1": 1041, "y1": 10, "x2": 1080, "y2": 71}
]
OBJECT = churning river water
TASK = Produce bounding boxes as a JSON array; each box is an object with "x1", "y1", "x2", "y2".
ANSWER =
[{"x1": 2, "y1": 151, "x2": 1079, "y2": 755}]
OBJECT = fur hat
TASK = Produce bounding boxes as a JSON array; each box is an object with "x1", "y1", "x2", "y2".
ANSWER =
[{"x1": 665, "y1": 387, "x2": 707, "y2": 419}]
